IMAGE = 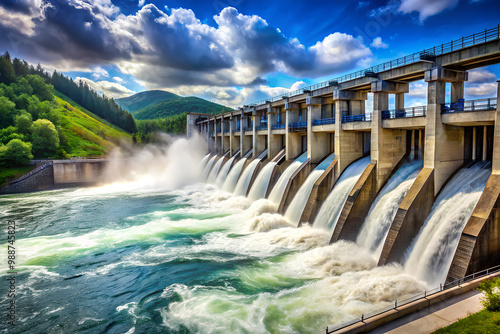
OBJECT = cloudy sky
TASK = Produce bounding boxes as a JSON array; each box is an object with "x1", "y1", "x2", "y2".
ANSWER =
[{"x1": 0, "y1": 0, "x2": 499, "y2": 108}]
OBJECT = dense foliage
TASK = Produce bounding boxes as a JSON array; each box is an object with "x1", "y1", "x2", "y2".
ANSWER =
[
  {"x1": 52, "y1": 71, "x2": 136, "y2": 132},
  {"x1": 0, "y1": 52, "x2": 131, "y2": 167},
  {"x1": 135, "y1": 113, "x2": 187, "y2": 143},
  {"x1": 116, "y1": 90, "x2": 180, "y2": 113},
  {"x1": 478, "y1": 277, "x2": 500, "y2": 312},
  {"x1": 133, "y1": 96, "x2": 231, "y2": 120}
]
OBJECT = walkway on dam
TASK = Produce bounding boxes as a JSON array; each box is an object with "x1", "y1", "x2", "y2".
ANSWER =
[{"x1": 366, "y1": 289, "x2": 484, "y2": 334}]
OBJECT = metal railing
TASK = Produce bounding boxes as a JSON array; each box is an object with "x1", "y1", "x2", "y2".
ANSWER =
[
  {"x1": 382, "y1": 106, "x2": 427, "y2": 119},
  {"x1": 326, "y1": 264, "x2": 500, "y2": 333},
  {"x1": 271, "y1": 123, "x2": 286, "y2": 130},
  {"x1": 342, "y1": 114, "x2": 372, "y2": 123},
  {"x1": 255, "y1": 124, "x2": 268, "y2": 131},
  {"x1": 442, "y1": 98, "x2": 498, "y2": 114},
  {"x1": 313, "y1": 118, "x2": 336, "y2": 126},
  {"x1": 246, "y1": 25, "x2": 500, "y2": 108},
  {"x1": 289, "y1": 121, "x2": 307, "y2": 131}
]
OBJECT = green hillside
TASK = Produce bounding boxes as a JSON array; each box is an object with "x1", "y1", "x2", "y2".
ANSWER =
[
  {"x1": 133, "y1": 96, "x2": 232, "y2": 120},
  {"x1": 53, "y1": 91, "x2": 132, "y2": 157},
  {"x1": 116, "y1": 90, "x2": 180, "y2": 113}
]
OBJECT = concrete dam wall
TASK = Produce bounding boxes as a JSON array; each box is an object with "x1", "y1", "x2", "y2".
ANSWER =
[
  {"x1": 2, "y1": 159, "x2": 107, "y2": 194},
  {"x1": 187, "y1": 34, "x2": 500, "y2": 287}
]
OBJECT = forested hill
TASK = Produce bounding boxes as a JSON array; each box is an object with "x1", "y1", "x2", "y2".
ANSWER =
[
  {"x1": 115, "y1": 90, "x2": 180, "y2": 113},
  {"x1": 0, "y1": 51, "x2": 131, "y2": 171},
  {"x1": 133, "y1": 96, "x2": 232, "y2": 120}
]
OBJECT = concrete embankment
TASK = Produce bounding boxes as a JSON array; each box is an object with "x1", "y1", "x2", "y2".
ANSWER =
[{"x1": 1, "y1": 159, "x2": 107, "y2": 194}]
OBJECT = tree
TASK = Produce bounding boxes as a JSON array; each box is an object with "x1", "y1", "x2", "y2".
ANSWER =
[
  {"x1": 0, "y1": 96, "x2": 16, "y2": 128},
  {"x1": 478, "y1": 277, "x2": 500, "y2": 312},
  {"x1": 27, "y1": 75, "x2": 53, "y2": 101},
  {"x1": 14, "y1": 112, "x2": 33, "y2": 134},
  {"x1": 31, "y1": 119, "x2": 59, "y2": 157},
  {"x1": 0, "y1": 52, "x2": 16, "y2": 84},
  {"x1": 0, "y1": 139, "x2": 33, "y2": 166}
]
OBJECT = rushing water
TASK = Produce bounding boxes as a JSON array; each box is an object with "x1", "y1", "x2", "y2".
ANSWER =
[
  {"x1": 284, "y1": 170, "x2": 324, "y2": 225},
  {"x1": 207, "y1": 157, "x2": 224, "y2": 184},
  {"x1": 313, "y1": 156, "x2": 371, "y2": 232},
  {"x1": 268, "y1": 153, "x2": 308, "y2": 207},
  {"x1": 404, "y1": 162, "x2": 491, "y2": 287},
  {"x1": 234, "y1": 160, "x2": 260, "y2": 196},
  {"x1": 0, "y1": 138, "x2": 431, "y2": 334},
  {"x1": 222, "y1": 158, "x2": 246, "y2": 192},
  {"x1": 201, "y1": 156, "x2": 216, "y2": 181},
  {"x1": 356, "y1": 160, "x2": 422, "y2": 259},
  {"x1": 248, "y1": 162, "x2": 277, "y2": 201},
  {"x1": 215, "y1": 157, "x2": 235, "y2": 188},
  {"x1": 200, "y1": 154, "x2": 210, "y2": 169}
]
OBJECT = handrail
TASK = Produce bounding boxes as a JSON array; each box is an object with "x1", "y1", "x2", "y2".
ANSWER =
[
  {"x1": 442, "y1": 97, "x2": 497, "y2": 114},
  {"x1": 382, "y1": 106, "x2": 427, "y2": 119},
  {"x1": 246, "y1": 25, "x2": 500, "y2": 108},
  {"x1": 271, "y1": 123, "x2": 286, "y2": 130},
  {"x1": 313, "y1": 118, "x2": 336, "y2": 125},
  {"x1": 289, "y1": 121, "x2": 307, "y2": 131},
  {"x1": 342, "y1": 114, "x2": 372, "y2": 123},
  {"x1": 255, "y1": 124, "x2": 268, "y2": 130},
  {"x1": 326, "y1": 264, "x2": 500, "y2": 333}
]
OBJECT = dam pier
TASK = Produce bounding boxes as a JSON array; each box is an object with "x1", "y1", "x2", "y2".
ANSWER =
[{"x1": 188, "y1": 26, "x2": 500, "y2": 287}]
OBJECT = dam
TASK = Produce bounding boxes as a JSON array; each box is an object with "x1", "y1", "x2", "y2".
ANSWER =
[{"x1": 188, "y1": 25, "x2": 500, "y2": 314}]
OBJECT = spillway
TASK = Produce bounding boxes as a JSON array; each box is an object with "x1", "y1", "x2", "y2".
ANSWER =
[
  {"x1": 201, "y1": 156, "x2": 216, "y2": 181},
  {"x1": 200, "y1": 154, "x2": 210, "y2": 169},
  {"x1": 404, "y1": 162, "x2": 491, "y2": 287},
  {"x1": 284, "y1": 170, "x2": 323, "y2": 224},
  {"x1": 356, "y1": 160, "x2": 422, "y2": 259},
  {"x1": 268, "y1": 152, "x2": 308, "y2": 207},
  {"x1": 313, "y1": 156, "x2": 371, "y2": 233},
  {"x1": 215, "y1": 157, "x2": 235, "y2": 187},
  {"x1": 234, "y1": 159, "x2": 260, "y2": 196},
  {"x1": 207, "y1": 157, "x2": 224, "y2": 183},
  {"x1": 284, "y1": 153, "x2": 335, "y2": 224},
  {"x1": 247, "y1": 162, "x2": 277, "y2": 200},
  {"x1": 222, "y1": 158, "x2": 246, "y2": 192}
]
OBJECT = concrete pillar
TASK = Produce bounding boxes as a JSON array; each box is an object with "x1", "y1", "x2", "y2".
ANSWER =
[
  {"x1": 371, "y1": 80, "x2": 409, "y2": 191},
  {"x1": 424, "y1": 67, "x2": 467, "y2": 195},
  {"x1": 395, "y1": 92, "x2": 405, "y2": 110},
  {"x1": 285, "y1": 103, "x2": 302, "y2": 160},
  {"x1": 268, "y1": 106, "x2": 283, "y2": 159},
  {"x1": 451, "y1": 81, "x2": 465, "y2": 103},
  {"x1": 410, "y1": 129, "x2": 416, "y2": 160},
  {"x1": 483, "y1": 125, "x2": 488, "y2": 161},
  {"x1": 307, "y1": 97, "x2": 329, "y2": 163},
  {"x1": 333, "y1": 90, "x2": 366, "y2": 175},
  {"x1": 253, "y1": 110, "x2": 266, "y2": 159},
  {"x1": 229, "y1": 113, "x2": 239, "y2": 156},
  {"x1": 493, "y1": 81, "x2": 500, "y2": 173},
  {"x1": 473, "y1": 126, "x2": 477, "y2": 160},
  {"x1": 240, "y1": 115, "x2": 252, "y2": 158}
]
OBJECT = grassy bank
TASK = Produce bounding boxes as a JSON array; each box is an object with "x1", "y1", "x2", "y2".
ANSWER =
[
  {"x1": 434, "y1": 309, "x2": 500, "y2": 333},
  {"x1": 53, "y1": 91, "x2": 132, "y2": 157},
  {"x1": 0, "y1": 165, "x2": 35, "y2": 186}
]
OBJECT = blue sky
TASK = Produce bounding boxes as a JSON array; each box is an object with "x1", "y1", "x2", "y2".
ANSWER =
[{"x1": 0, "y1": 0, "x2": 499, "y2": 108}]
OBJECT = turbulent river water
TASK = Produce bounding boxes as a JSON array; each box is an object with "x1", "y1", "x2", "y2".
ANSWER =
[{"x1": 0, "y1": 138, "x2": 428, "y2": 334}]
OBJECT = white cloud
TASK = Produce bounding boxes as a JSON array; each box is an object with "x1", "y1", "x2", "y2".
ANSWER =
[
  {"x1": 398, "y1": 0, "x2": 459, "y2": 22},
  {"x1": 465, "y1": 83, "x2": 497, "y2": 97},
  {"x1": 371, "y1": 37, "x2": 388, "y2": 49},
  {"x1": 92, "y1": 67, "x2": 109, "y2": 80},
  {"x1": 76, "y1": 77, "x2": 135, "y2": 99},
  {"x1": 138, "y1": 0, "x2": 145, "y2": 7},
  {"x1": 467, "y1": 68, "x2": 498, "y2": 83},
  {"x1": 113, "y1": 76, "x2": 124, "y2": 83}
]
